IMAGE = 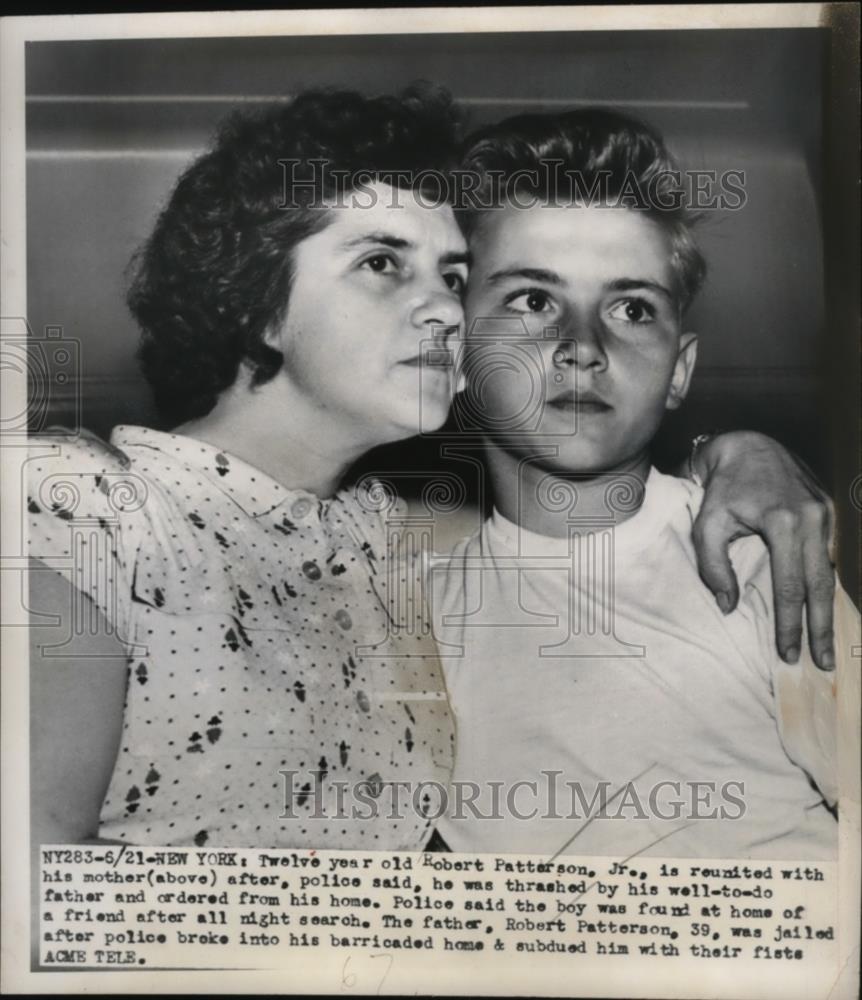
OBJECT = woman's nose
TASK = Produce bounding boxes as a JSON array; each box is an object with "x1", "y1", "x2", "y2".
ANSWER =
[{"x1": 410, "y1": 285, "x2": 465, "y2": 334}]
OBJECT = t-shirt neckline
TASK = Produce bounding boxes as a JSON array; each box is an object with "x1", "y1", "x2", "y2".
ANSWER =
[{"x1": 488, "y1": 467, "x2": 688, "y2": 560}]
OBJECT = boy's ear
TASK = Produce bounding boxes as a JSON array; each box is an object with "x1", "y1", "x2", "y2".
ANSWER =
[{"x1": 665, "y1": 333, "x2": 698, "y2": 411}]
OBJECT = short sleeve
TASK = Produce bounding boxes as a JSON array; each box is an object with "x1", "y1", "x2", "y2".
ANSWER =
[
  {"x1": 735, "y1": 537, "x2": 858, "y2": 809},
  {"x1": 26, "y1": 430, "x2": 145, "y2": 635},
  {"x1": 772, "y1": 584, "x2": 860, "y2": 810}
]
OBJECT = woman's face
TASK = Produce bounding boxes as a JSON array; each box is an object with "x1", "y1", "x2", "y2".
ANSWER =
[{"x1": 268, "y1": 182, "x2": 469, "y2": 447}]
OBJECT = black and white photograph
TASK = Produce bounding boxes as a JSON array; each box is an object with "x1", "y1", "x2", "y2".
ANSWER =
[{"x1": 1, "y1": 5, "x2": 859, "y2": 996}]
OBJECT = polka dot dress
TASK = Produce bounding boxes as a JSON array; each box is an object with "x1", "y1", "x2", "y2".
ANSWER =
[{"x1": 27, "y1": 426, "x2": 455, "y2": 849}]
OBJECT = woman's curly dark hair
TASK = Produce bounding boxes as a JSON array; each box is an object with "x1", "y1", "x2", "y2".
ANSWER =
[{"x1": 128, "y1": 84, "x2": 462, "y2": 425}]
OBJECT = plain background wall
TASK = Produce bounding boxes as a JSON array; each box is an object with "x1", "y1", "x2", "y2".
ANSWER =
[{"x1": 24, "y1": 29, "x2": 857, "y2": 587}]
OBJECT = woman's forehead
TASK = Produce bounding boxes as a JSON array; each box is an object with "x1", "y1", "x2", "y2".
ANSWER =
[{"x1": 319, "y1": 181, "x2": 465, "y2": 250}]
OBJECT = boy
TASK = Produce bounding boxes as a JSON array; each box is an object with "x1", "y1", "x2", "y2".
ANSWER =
[{"x1": 433, "y1": 109, "x2": 857, "y2": 858}]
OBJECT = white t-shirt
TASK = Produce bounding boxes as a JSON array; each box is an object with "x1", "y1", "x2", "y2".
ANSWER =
[{"x1": 432, "y1": 468, "x2": 849, "y2": 859}]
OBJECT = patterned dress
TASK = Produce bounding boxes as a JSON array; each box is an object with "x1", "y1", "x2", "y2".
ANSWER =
[{"x1": 27, "y1": 425, "x2": 454, "y2": 849}]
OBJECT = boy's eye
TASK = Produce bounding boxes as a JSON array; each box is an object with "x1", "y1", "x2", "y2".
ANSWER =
[
  {"x1": 606, "y1": 298, "x2": 656, "y2": 324},
  {"x1": 504, "y1": 289, "x2": 553, "y2": 313}
]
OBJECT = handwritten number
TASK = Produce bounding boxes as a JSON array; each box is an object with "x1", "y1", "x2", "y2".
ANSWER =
[
  {"x1": 370, "y1": 953, "x2": 393, "y2": 995},
  {"x1": 340, "y1": 953, "x2": 393, "y2": 994},
  {"x1": 341, "y1": 955, "x2": 357, "y2": 990}
]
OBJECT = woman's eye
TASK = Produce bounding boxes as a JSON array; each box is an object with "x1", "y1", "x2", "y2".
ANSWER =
[
  {"x1": 607, "y1": 298, "x2": 656, "y2": 324},
  {"x1": 362, "y1": 253, "x2": 398, "y2": 274},
  {"x1": 505, "y1": 289, "x2": 553, "y2": 313},
  {"x1": 443, "y1": 271, "x2": 466, "y2": 294}
]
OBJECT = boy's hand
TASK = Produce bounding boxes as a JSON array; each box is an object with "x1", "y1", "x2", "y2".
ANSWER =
[{"x1": 689, "y1": 431, "x2": 836, "y2": 670}]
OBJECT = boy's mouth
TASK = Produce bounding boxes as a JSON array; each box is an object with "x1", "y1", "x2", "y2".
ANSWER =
[{"x1": 547, "y1": 389, "x2": 612, "y2": 413}]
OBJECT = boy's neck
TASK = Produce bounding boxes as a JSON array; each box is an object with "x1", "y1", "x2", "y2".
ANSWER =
[
  {"x1": 173, "y1": 368, "x2": 373, "y2": 499},
  {"x1": 484, "y1": 439, "x2": 652, "y2": 538}
]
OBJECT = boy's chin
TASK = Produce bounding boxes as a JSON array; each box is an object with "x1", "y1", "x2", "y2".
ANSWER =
[
  {"x1": 519, "y1": 442, "x2": 644, "y2": 478},
  {"x1": 541, "y1": 454, "x2": 621, "y2": 477}
]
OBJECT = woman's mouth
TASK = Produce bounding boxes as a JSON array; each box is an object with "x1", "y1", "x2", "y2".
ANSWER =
[{"x1": 399, "y1": 348, "x2": 454, "y2": 372}]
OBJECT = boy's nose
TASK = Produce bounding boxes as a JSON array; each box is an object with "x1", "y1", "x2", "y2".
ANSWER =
[{"x1": 555, "y1": 317, "x2": 608, "y2": 371}]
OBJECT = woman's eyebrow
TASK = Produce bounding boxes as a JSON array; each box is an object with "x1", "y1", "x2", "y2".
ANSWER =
[
  {"x1": 441, "y1": 251, "x2": 471, "y2": 267},
  {"x1": 339, "y1": 233, "x2": 470, "y2": 267},
  {"x1": 485, "y1": 266, "x2": 564, "y2": 285},
  {"x1": 339, "y1": 232, "x2": 413, "y2": 251}
]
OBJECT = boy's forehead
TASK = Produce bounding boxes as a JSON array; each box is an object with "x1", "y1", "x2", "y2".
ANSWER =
[{"x1": 470, "y1": 202, "x2": 674, "y2": 283}]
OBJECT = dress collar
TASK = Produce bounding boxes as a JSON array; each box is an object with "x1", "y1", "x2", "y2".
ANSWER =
[{"x1": 110, "y1": 425, "x2": 318, "y2": 518}]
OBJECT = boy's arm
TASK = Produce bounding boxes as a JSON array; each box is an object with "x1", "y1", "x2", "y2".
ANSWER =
[{"x1": 684, "y1": 431, "x2": 835, "y2": 670}]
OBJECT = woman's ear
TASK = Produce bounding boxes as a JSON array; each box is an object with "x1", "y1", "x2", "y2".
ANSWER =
[
  {"x1": 665, "y1": 333, "x2": 698, "y2": 411},
  {"x1": 262, "y1": 321, "x2": 284, "y2": 352}
]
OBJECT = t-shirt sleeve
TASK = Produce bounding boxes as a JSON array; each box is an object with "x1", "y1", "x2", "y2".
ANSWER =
[
  {"x1": 734, "y1": 537, "x2": 859, "y2": 809},
  {"x1": 26, "y1": 430, "x2": 145, "y2": 637}
]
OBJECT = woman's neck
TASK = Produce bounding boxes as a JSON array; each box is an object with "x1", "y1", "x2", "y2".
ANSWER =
[{"x1": 174, "y1": 372, "x2": 373, "y2": 498}]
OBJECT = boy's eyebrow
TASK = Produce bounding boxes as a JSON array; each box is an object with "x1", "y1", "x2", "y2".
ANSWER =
[
  {"x1": 606, "y1": 277, "x2": 675, "y2": 302},
  {"x1": 485, "y1": 267, "x2": 565, "y2": 286}
]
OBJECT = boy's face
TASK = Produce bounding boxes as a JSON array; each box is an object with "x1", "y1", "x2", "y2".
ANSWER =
[
  {"x1": 464, "y1": 202, "x2": 697, "y2": 474},
  {"x1": 268, "y1": 181, "x2": 468, "y2": 444}
]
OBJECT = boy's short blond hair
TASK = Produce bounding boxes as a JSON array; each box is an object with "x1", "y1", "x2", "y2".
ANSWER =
[{"x1": 458, "y1": 108, "x2": 706, "y2": 311}]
